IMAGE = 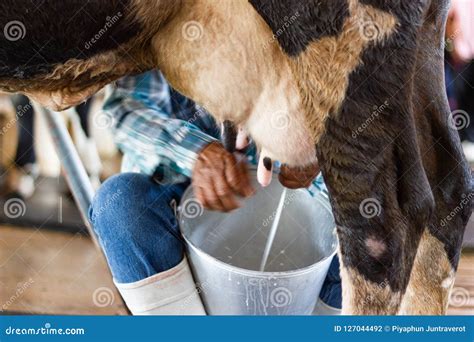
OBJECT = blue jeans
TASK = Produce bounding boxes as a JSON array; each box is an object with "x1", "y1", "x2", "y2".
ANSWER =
[{"x1": 89, "y1": 173, "x2": 342, "y2": 309}]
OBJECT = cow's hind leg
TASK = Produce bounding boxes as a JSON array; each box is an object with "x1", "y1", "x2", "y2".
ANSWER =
[
  {"x1": 337, "y1": 224, "x2": 414, "y2": 315},
  {"x1": 399, "y1": 229, "x2": 456, "y2": 315},
  {"x1": 339, "y1": 262, "x2": 404, "y2": 315}
]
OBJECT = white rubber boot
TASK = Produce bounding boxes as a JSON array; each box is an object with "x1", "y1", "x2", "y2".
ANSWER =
[{"x1": 114, "y1": 257, "x2": 206, "y2": 315}]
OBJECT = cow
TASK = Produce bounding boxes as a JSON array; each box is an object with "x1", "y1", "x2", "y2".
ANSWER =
[{"x1": 0, "y1": 0, "x2": 471, "y2": 315}]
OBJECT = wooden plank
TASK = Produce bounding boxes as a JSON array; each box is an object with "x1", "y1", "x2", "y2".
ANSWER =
[{"x1": 0, "y1": 225, "x2": 127, "y2": 315}]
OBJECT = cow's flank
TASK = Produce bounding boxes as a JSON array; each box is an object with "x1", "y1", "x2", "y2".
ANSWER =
[
  {"x1": 0, "y1": 0, "x2": 179, "y2": 109},
  {"x1": 0, "y1": 1, "x2": 139, "y2": 79}
]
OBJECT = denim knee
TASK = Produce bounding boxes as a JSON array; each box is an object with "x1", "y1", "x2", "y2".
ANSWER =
[
  {"x1": 88, "y1": 173, "x2": 186, "y2": 282},
  {"x1": 89, "y1": 173, "x2": 151, "y2": 238}
]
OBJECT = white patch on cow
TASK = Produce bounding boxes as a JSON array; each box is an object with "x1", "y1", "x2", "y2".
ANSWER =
[{"x1": 365, "y1": 237, "x2": 386, "y2": 258}]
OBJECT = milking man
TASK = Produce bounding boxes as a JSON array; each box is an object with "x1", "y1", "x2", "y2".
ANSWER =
[{"x1": 89, "y1": 70, "x2": 342, "y2": 315}]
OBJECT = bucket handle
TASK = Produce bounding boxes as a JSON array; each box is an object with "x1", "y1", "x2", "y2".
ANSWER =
[{"x1": 170, "y1": 198, "x2": 179, "y2": 217}]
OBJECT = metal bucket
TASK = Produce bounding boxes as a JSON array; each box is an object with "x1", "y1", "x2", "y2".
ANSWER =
[{"x1": 178, "y1": 171, "x2": 338, "y2": 315}]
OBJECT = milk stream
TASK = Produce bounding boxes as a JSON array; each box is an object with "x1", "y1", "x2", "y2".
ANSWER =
[{"x1": 259, "y1": 188, "x2": 287, "y2": 272}]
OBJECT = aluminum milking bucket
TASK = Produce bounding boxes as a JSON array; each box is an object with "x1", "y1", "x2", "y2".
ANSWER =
[{"x1": 178, "y1": 171, "x2": 338, "y2": 315}]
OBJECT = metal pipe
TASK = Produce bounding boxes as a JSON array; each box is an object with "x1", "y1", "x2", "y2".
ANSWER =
[{"x1": 39, "y1": 106, "x2": 99, "y2": 247}]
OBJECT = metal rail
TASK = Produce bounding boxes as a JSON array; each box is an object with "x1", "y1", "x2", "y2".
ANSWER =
[{"x1": 40, "y1": 107, "x2": 99, "y2": 246}]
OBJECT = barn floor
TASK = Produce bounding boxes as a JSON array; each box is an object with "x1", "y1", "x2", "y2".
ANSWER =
[{"x1": 1, "y1": 224, "x2": 472, "y2": 315}]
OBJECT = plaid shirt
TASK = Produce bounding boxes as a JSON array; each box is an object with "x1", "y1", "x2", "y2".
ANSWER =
[{"x1": 103, "y1": 70, "x2": 327, "y2": 196}]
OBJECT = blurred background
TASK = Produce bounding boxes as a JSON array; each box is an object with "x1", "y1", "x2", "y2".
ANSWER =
[{"x1": 1, "y1": 0, "x2": 474, "y2": 315}]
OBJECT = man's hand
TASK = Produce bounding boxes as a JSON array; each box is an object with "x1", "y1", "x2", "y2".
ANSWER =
[{"x1": 193, "y1": 142, "x2": 254, "y2": 212}]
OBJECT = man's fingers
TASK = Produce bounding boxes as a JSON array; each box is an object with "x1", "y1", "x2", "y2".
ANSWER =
[
  {"x1": 217, "y1": 193, "x2": 240, "y2": 212},
  {"x1": 224, "y1": 153, "x2": 254, "y2": 197},
  {"x1": 194, "y1": 185, "x2": 208, "y2": 208},
  {"x1": 193, "y1": 141, "x2": 255, "y2": 212},
  {"x1": 213, "y1": 172, "x2": 240, "y2": 211},
  {"x1": 202, "y1": 185, "x2": 226, "y2": 211},
  {"x1": 194, "y1": 181, "x2": 238, "y2": 212},
  {"x1": 235, "y1": 155, "x2": 254, "y2": 197},
  {"x1": 238, "y1": 156, "x2": 254, "y2": 196},
  {"x1": 194, "y1": 174, "x2": 225, "y2": 211}
]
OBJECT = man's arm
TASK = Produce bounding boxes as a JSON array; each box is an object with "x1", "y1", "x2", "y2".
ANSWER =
[
  {"x1": 103, "y1": 70, "x2": 253, "y2": 211},
  {"x1": 103, "y1": 71, "x2": 217, "y2": 182}
]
